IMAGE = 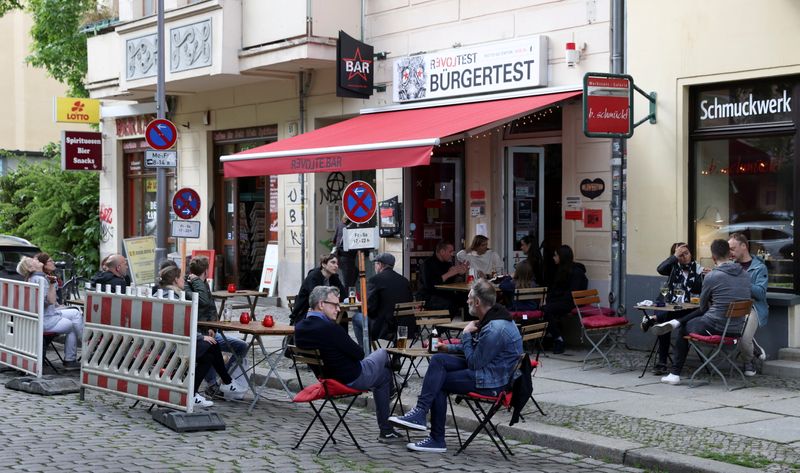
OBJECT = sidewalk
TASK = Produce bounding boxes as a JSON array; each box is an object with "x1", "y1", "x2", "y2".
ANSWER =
[{"x1": 249, "y1": 304, "x2": 800, "y2": 473}]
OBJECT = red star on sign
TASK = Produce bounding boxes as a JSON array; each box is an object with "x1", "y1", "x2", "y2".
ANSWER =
[{"x1": 342, "y1": 47, "x2": 373, "y2": 82}]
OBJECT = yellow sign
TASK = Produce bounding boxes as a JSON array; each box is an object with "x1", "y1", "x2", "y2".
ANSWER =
[
  {"x1": 123, "y1": 236, "x2": 157, "y2": 286},
  {"x1": 55, "y1": 97, "x2": 100, "y2": 124},
  {"x1": 145, "y1": 178, "x2": 157, "y2": 193}
]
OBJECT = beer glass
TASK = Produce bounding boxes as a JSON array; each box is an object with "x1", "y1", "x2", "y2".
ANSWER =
[{"x1": 396, "y1": 326, "x2": 408, "y2": 349}]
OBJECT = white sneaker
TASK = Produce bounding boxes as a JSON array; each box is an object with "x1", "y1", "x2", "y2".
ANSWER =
[
  {"x1": 220, "y1": 382, "x2": 246, "y2": 400},
  {"x1": 652, "y1": 320, "x2": 680, "y2": 336},
  {"x1": 194, "y1": 393, "x2": 214, "y2": 408},
  {"x1": 661, "y1": 373, "x2": 681, "y2": 385}
]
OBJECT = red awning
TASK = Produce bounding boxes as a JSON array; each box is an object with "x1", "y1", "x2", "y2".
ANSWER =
[{"x1": 222, "y1": 90, "x2": 581, "y2": 177}]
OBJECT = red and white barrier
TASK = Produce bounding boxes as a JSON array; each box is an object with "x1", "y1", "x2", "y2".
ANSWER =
[
  {"x1": 81, "y1": 287, "x2": 198, "y2": 412},
  {"x1": 0, "y1": 278, "x2": 45, "y2": 377}
]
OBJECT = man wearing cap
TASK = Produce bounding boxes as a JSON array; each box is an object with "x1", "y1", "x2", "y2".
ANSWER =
[{"x1": 352, "y1": 253, "x2": 413, "y2": 346}]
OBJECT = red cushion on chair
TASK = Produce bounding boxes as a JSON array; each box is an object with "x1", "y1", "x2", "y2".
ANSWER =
[
  {"x1": 571, "y1": 306, "x2": 616, "y2": 317},
  {"x1": 688, "y1": 333, "x2": 738, "y2": 345},
  {"x1": 581, "y1": 315, "x2": 629, "y2": 329},
  {"x1": 510, "y1": 310, "x2": 544, "y2": 321},
  {"x1": 466, "y1": 391, "x2": 513, "y2": 408},
  {"x1": 292, "y1": 378, "x2": 365, "y2": 403},
  {"x1": 530, "y1": 359, "x2": 539, "y2": 369}
]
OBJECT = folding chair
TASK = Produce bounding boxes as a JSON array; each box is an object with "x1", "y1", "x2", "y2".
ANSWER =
[
  {"x1": 287, "y1": 346, "x2": 368, "y2": 454},
  {"x1": 509, "y1": 287, "x2": 546, "y2": 323},
  {"x1": 42, "y1": 332, "x2": 65, "y2": 373},
  {"x1": 686, "y1": 300, "x2": 752, "y2": 391},
  {"x1": 455, "y1": 354, "x2": 526, "y2": 460},
  {"x1": 572, "y1": 289, "x2": 631, "y2": 371},
  {"x1": 519, "y1": 322, "x2": 548, "y2": 416},
  {"x1": 413, "y1": 309, "x2": 451, "y2": 345}
]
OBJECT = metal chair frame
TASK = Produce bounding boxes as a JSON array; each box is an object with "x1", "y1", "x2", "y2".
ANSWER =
[
  {"x1": 519, "y1": 321, "x2": 548, "y2": 416},
  {"x1": 572, "y1": 289, "x2": 632, "y2": 371}
]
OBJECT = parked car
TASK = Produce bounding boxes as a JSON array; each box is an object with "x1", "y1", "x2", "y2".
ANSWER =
[
  {"x1": 701, "y1": 220, "x2": 794, "y2": 259},
  {"x1": 0, "y1": 235, "x2": 41, "y2": 280}
]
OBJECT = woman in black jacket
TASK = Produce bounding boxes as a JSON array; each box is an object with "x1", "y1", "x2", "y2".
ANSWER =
[
  {"x1": 289, "y1": 254, "x2": 347, "y2": 325},
  {"x1": 542, "y1": 245, "x2": 588, "y2": 354}
]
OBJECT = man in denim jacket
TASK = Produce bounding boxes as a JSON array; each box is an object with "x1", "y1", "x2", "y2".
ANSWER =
[{"x1": 390, "y1": 279, "x2": 522, "y2": 453}]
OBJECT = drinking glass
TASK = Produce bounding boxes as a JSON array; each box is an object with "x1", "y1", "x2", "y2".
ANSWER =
[
  {"x1": 674, "y1": 288, "x2": 685, "y2": 303},
  {"x1": 396, "y1": 326, "x2": 408, "y2": 349},
  {"x1": 659, "y1": 285, "x2": 669, "y2": 299},
  {"x1": 348, "y1": 287, "x2": 357, "y2": 304}
]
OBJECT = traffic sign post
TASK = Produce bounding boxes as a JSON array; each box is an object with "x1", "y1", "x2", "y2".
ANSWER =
[
  {"x1": 172, "y1": 188, "x2": 201, "y2": 220},
  {"x1": 342, "y1": 180, "x2": 377, "y2": 224},
  {"x1": 145, "y1": 118, "x2": 178, "y2": 150}
]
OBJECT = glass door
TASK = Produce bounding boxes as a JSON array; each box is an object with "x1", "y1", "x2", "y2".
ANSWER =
[{"x1": 506, "y1": 147, "x2": 545, "y2": 273}]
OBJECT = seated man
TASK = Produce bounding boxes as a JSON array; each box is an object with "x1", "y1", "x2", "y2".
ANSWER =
[
  {"x1": 294, "y1": 286, "x2": 402, "y2": 442},
  {"x1": 184, "y1": 256, "x2": 249, "y2": 400},
  {"x1": 728, "y1": 233, "x2": 768, "y2": 376},
  {"x1": 389, "y1": 279, "x2": 522, "y2": 453},
  {"x1": 416, "y1": 240, "x2": 469, "y2": 317},
  {"x1": 89, "y1": 254, "x2": 130, "y2": 292},
  {"x1": 352, "y1": 252, "x2": 413, "y2": 347},
  {"x1": 653, "y1": 239, "x2": 751, "y2": 385}
]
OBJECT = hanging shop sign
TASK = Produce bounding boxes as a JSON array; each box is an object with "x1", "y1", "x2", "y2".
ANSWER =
[
  {"x1": 54, "y1": 97, "x2": 101, "y2": 124},
  {"x1": 583, "y1": 72, "x2": 656, "y2": 138},
  {"x1": 61, "y1": 131, "x2": 102, "y2": 171},
  {"x1": 337, "y1": 30, "x2": 374, "y2": 99},
  {"x1": 393, "y1": 36, "x2": 548, "y2": 103}
]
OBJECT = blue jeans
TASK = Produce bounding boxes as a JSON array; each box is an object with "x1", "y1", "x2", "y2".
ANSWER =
[
  {"x1": 416, "y1": 354, "x2": 499, "y2": 442},
  {"x1": 347, "y1": 349, "x2": 393, "y2": 432},
  {"x1": 204, "y1": 332, "x2": 250, "y2": 385},
  {"x1": 351, "y1": 312, "x2": 372, "y2": 348}
]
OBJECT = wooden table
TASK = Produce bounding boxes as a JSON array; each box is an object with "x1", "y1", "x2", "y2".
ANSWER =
[
  {"x1": 211, "y1": 290, "x2": 270, "y2": 321},
  {"x1": 65, "y1": 298, "x2": 85, "y2": 308},
  {"x1": 634, "y1": 303, "x2": 700, "y2": 377},
  {"x1": 434, "y1": 282, "x2": 472, "y2": 292},
  {"x1": 198, "y1": 320, "x2": 294, "y2": 411}
]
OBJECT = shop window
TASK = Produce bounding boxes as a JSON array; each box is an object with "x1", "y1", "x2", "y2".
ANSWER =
[
  {"x1": 693, "y1": 135, "x2": 794, "y2": 290},
  {"x1": 124, "y1": 149, "x2": 176, "y2": 240}
]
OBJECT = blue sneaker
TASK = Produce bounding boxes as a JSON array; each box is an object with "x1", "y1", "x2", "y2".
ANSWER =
[
  {"x1": 389, "y1": 407, "x2": 427, "y2": 431},
  {"x1": 407, "y1": 436, "x2": 446, "y2": 453}
]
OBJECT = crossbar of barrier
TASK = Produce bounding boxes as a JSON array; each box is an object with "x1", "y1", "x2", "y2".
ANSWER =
[
  {"x1": 80, "y1": 286, "x2": 198, "y2": 413},
  {"x1": 0, "y1": 278, "x2": 45, "y2": 377}
]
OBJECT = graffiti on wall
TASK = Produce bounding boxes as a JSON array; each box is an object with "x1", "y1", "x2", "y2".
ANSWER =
[
  {"x1": 99, "y1": 204, "x2": 115, "y2": 243},
  {"x1": 318, "y1": 172, "x2": 347, "y2": 205}
]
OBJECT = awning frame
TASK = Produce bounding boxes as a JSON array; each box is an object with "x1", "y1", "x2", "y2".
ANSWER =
[{"x1": 221, "y1": 138, "x2": 440, "y2": 163}]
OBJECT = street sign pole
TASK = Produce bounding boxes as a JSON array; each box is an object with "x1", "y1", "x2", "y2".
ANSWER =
[{"x1": 155, "y1": 0, "x2": 168, "y2": 275}]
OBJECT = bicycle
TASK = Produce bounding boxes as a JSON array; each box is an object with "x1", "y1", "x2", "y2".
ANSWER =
[{"x1": 54, "y1": 252, "x2": 91, "y2": 303}]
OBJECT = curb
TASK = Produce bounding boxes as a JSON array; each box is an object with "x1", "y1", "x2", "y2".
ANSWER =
[{"x1": 253, "y1": 371, "x2": 762, "y2": 473}]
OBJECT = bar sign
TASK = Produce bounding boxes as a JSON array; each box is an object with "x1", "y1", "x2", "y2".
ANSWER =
[{"x1": 145, "y1": 150, "x2": 177, "y2": 168}]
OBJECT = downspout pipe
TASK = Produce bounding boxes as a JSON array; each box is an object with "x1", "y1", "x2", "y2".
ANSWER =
[{"x1": 610, "y1": 0, "x2": 626, "y2": 314}]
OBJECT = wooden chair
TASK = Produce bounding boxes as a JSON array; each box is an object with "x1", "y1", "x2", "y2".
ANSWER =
[
  {"x1": 686, "y1": 300, "x2": 753, "y2": 391},
  {"x1": 287, "y1": 346, "x2": 368, "y2": 454},
  {"x1": 572, "y1": 289, "x2": 631, "y2": 371},
  {"x1": 509, "y1": 287, "x2": 546, "y2": 322},
  {"x1": 413, "y1": 309, "x2": 450, "y2": 344},
  {"x1": 285, "y1": 295, "x2": 296, "y2": 312},
  {"x1": 519, "y1": 322, "x2": 548, "y2": 416},
  {"x1": 370, "y1": 301, "x2": 424, "y2": 350}
]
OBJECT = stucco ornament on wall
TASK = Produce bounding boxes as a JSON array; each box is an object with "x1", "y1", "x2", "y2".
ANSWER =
[
  {"x1": 170, "y1": 19, "x2": 212, "y2": 73},
  {"x1": 126, "y1": 34, "x2": 158, "y2": 80}
]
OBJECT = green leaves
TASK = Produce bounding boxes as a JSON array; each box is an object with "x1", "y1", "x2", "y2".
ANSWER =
[
  {"x1": 0, "y1": 144, "x2": 99, "y2": 274},
  {"x1": 0, "y1": 1, "x2": 23, "y2": 17}
]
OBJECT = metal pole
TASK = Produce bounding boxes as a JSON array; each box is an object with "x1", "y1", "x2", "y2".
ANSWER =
[
  {"x1": 154, "y1": 0, "x2": 168, "y2": 273},
  {"x1": 610, "y1": 0, "x2": 626, "y2": 314}
]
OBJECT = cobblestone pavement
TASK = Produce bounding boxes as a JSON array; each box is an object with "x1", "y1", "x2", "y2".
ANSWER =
[{"x1": 0, "y1": 367, "x2": 641, "y2": 473}]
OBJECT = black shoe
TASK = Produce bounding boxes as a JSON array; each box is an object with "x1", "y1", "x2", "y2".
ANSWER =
[
  {"x1": 390, "y1": 355, "x2": 403, "y2": 373},
  {"x1": 641, "y1": 315, "x2": 657, "y2": 332},
  {"x1": 652, "y1": 363, "x2": 668, "y2": 376},
  {"x1": 62, "y1": 360, "x2": 81, "y2": 371},
  {"x1": 378, "y1": 429, "x2": 404, "y2": 442},
  {"x1": 552, "y1": 339, "x2": 565, "y2": 355}
]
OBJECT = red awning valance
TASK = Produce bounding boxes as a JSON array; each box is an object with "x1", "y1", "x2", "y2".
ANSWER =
[{"x1": 222, "y1": 90, "x2": 581, "y2": 177}]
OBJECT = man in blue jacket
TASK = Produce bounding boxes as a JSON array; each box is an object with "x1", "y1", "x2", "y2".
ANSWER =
[
  {"x1": 389, "y1": 279, "x2": 522, "y2": 453},
  {"x1": 294, "y1": 285, "x2": 402, "y2": 442},
  {"x1": 729, "y1": 233, "x2": 768, "y2": 376}
]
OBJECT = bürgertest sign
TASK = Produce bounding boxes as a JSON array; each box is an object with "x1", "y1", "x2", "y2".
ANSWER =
[{"x1": 583, "y1": 73, "x2": 634, "y2": 138}]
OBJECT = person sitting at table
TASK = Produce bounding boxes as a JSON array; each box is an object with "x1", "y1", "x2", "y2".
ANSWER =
[
  {"x1": 519, "y1": 235, "x2": 545, "y2": 286},
  {"x1": 17, "y1": 256, "x2": 84, "y2": 371},
  {"x1": 35, "y1": 253, "x2": 64, "y2": 304},
  {"x1": 153, "y1": 265, "x2": 241, "y2": 407},
  {"x1": 541, "y1": 245, "x2": 587, "y2": 354},
  {"x1": 185, "y1": 255, "x2": 248, "y2": 400},
  {"x1": 640, "y1": 242, "x2": 707, "y2": 375},
  {"x1": 295, "y1": 285, "x2": 402, "y2": 442},
  {"x1": 499, "y1": 260, "x2": 538, "y2": 311},
  {"x1": 90, "y1": 254, "x2": 130, "y2": 292},
  {"x1": 652, "y1": 239, "x2": 751, "y2": 385},
  {"x1": 352, "y1": 252, "x2": 413, "y2": 348},
  {"x1": 289, "y1": 254, "x2": 347, "y2": 325},
  {"x1": 389, "y1": 279, "x2": 522, "y2": 453},
  {"x1": 416, "y1": 240, "x2": 469, "y2": 318},
  {"x1": 456, "y1": 235, "x2": 504, "y2": 279}
]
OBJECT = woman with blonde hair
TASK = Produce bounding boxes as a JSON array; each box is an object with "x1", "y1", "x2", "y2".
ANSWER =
[
  {"x1": 17, "y1": 256, "x2": 83, "y2": 370},
  {"x1": 456, "y1": 235, "x2": 504, "y2": 279}
]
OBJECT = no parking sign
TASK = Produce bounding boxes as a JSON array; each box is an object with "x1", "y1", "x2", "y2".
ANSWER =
[{"x1": 342, "y1": 180, "x2": 377, "y2": 224}]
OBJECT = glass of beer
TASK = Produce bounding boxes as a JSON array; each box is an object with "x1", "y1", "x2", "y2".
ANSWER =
[{"x1": 396, "y1": 326, "x2": 408, "y2": 349}]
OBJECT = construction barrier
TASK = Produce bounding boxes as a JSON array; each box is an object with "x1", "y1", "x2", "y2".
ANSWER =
[
  {"x1": 81, "y1": 286, "x2": 199, "y2": 413},
  {"x1": 0, "y1": 278, "x2": 45, "y2": 377}
]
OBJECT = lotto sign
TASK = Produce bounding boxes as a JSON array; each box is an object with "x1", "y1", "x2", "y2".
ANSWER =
[
  {"x1": 342, "y1": 180, "x2": 377, "y2": 224},
  {"x1": 54, "y1": 97, "x2": 100, "y2": 124},
  {"x1": 145, "y1": 119, "x2": 178, "y2": 150},
  {"x1": 583, "y1": 73, "x2": 634, "y2": 138},
  {"x1": 172, "y1": 188, "x2": 201, "y2": 220}
]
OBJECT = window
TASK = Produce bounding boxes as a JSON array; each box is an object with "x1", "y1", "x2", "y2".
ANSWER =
[{"x1": 124, "y1": 147, "x2": 176, "y2": 241}]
